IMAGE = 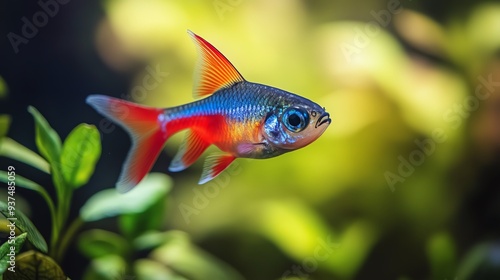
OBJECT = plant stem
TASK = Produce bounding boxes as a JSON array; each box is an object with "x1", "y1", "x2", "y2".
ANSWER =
[
  {"x1": 55, "y1": 216, "x2": 83, "y2": 262},
  {"x1": 53, "y1": 187, "x2": 74, "y2": 261},
  {"x1": 51, "y1": 165, "x2": 73, "y2": 258},
  {"x1": 37, "y1": 188, "x2": 59, "y2": 255}
]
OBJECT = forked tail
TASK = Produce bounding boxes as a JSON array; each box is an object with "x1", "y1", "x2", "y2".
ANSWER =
[{"x1": 86, "y1": 95, "x2": 167, "y2": 193}]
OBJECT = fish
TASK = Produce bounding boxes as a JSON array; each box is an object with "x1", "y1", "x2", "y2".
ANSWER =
[{"x1": 86, "y1": 30, "x2": 331, "y2": 192}]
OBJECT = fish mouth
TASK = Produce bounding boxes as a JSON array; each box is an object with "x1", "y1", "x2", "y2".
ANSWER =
[{"x1": 315, "y1": 112, "x2": 331, "y2": 128}]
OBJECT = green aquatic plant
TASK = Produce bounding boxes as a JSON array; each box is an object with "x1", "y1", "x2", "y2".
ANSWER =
[
  {"x1": 78, "y1": 173, "x2": 244, "y2": 280},
  {"x1": 0, "y1": 106, "x2": 100, "y2": 279},
  {"x1": 0, "y1": 106, "x2": 243, "y2": 279}
]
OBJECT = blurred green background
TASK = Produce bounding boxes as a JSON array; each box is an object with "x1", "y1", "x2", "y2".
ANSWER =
[{"x1": 1, "y1": 0, "x2": 500, "y2": 279}]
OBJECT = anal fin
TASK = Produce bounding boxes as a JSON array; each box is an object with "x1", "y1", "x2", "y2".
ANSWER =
[{"x1": 199, "y1": 154, "x2": 236, "y2": 184}]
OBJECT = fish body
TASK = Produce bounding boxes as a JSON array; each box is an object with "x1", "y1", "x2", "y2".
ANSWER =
[{"x1": 87, "y1": 31, "x2": 331, "y2": 192}]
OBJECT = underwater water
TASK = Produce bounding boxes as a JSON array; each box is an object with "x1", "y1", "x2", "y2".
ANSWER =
[{"x1": 1, "y1": 0, "x2": 500, "y2": 279}]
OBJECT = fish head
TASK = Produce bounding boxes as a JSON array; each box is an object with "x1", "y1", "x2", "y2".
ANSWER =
[{"x1": 262, "y1": 98, "x2": 331, "y2": 151}]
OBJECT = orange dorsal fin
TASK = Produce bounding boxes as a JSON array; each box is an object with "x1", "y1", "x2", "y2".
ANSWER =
[{"x1": 188, "y1": 30, "x2": 245, "y2": 98}]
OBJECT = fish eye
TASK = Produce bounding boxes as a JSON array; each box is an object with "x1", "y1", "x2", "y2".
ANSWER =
[{"x1": 283, "y1": 107, "x2": 309, "y2": 132}]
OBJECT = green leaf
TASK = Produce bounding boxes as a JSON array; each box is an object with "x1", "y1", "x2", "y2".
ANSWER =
[
  {"x1": 135, "y1": 259, "x2": 188, "y2": 280},
  {"x1": 0, "y1": 172, "x2": 56, "y2": 231},
  {"x1": 457, "y1": 242, "x2": 500, "y2": 279},
  {"x1": 2, "y1": 251, "x2": 66, "y2": 280},
  {"x1": 27, "y1": 106, "x2": 66, "y2": 208},
  {"x1": 119, "y1": 191, "x2": 166, "y2": 239},
  {"x1": 60, "y1": 124, "x2": 101, "y2": 189},
  {"x1": 0, "y1": 232, "x2": 27, "y2": 274},
  {"x1": 0, "y1": 201, "x2": 48, "y2": 253},
  {"x1": 27, "y1": 106, "x2": 62, "y2": 168},
  {"x1": 0, "y1": 138, "x2": 50, "y2": 173},
  {"x1": 27, "y1": 106, "x2": 69, "y2": 236},
  {"x1": 80, "y1": 173, "x2": 171, "y2": 222},
  {"x1": 0, "y1": 77, "x2": 7, "y2": 98},
  {"x1": 151, "y1": 231, "x2": 244, "y2": 280},
  {"x1": 0, "y1": 115, "x2": 11, "y2": 138},
  {"x1": 133, "y1": 231, "x2": 171, "y2": 251},
  {"x1": 82, "y1": 254, "x2": 127, "y2": 280},
  {"x1": 0, "y1": 172, "x2": 53, "y2": 207},
  {"x1": 426, "y1": 231, "x2": 457, "y2": 280},
  {"x1": 77, "y1": 229, "x2": 129, "y2": 259}
]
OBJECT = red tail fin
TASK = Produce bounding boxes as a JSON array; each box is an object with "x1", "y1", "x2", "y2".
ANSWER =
[{"x1": 86, "y1": 95, "x2": 166, "y2": 192}]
